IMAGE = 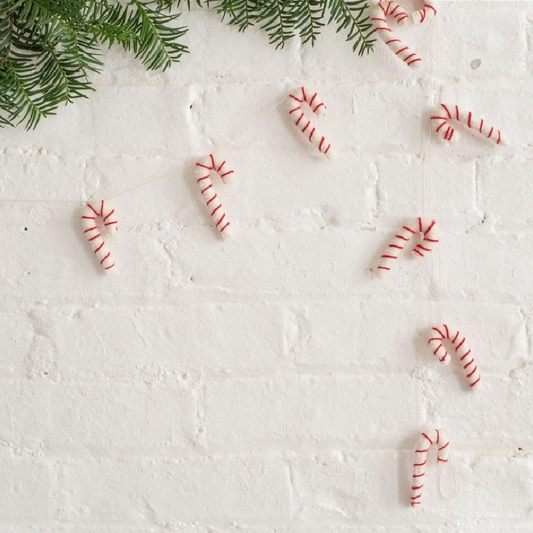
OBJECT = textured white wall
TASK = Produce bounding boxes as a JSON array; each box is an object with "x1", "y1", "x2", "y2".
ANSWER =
[{"x1": 1, "y1": 1, "x2": 533, "y2": 531}]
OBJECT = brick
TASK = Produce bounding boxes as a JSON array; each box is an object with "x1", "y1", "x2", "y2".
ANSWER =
[
  {"x1": 60, "y1": 457, "x2": 290, "y2": 525},
  {"x1": 205, "y1": 374, "x2": 424, "y2": 451},
  {"x1": 0, "y1": 459, "x2": 51, "y2": 521}
]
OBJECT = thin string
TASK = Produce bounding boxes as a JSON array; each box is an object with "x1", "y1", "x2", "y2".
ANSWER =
[
  {"x1": 423, "y1": 8, "x2": 439, "y2": 430},
  {"x1": 435, "y1": 2, "x2": 442, "y2": 327},
  {"x1": 439, "y1": 444, "x2": 459, "y2": 500},
  {"x1": 431, "y1": 11, "x2": 457, "y2": 503},
  {"x1": 0, "y1": 45, "x2": 340, "y2": 205}
]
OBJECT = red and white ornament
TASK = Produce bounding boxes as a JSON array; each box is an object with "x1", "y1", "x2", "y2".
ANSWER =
[
  {"x1": 376, "y1": 218, "x2": 438, "y2": 275},
  {"x1": 371, "y1": 1, "x2": 422, "y2": 68},
  {"x1": 411, "y1": 429, "x2": 450, "y2": 507},
  {"x1": 81, "y1": 200, "x2": 118, "y2": 272},
  {"x1": 431, "y1": 104, "x2": 504, "y2": 145},
  {"x1": 287, "y1": 87, "x2": 332, "y2": 157},
  {"x1": 412, "y1": 1, "x2": 437, "y2": 24},
  {"x1": 195, "y1": 155, "x2": 235, "y2": 238},
  {"x1": 428, "y1": 324, "x2": 480, "y2": 389}
]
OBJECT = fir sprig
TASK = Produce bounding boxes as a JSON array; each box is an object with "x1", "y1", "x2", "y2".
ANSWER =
[
  {"x1": 0, "y1": 0, "x2": 189, "y2": 129},
  {"x1": 328, "y1": 0, "x2": 375, "y2": 56},
  {"x1": 0, "y1": 0, "x2": 375, "y2": 130}
]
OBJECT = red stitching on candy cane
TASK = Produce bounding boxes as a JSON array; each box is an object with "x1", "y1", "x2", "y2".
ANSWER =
[
  {"x1": 287, "y1": 87, "x2": 333, "y2": 158},
  {"x1": 412, "y1": 1, "x2": 437, "y2": 24},
  {"x1": 376, "y1": 218, "x2": 438, "y2": 275},
  {"x1": 411, "y1": 429, "x2": 450, "y2": 507},
  {"x1": 428, "y1": 324, "x2": 481, "y2": 389},
  {"x1": 371, "y1": 1, "x2": 422, "y2": 68},
  {"x1": 431, "y1": 104, "x2": 505, "y2": 145},
  {"x1": 195, "y1": 155, "x2": 235, "y2": 239},
  {"x1": 81, "y1": 200, "x2": 117, "y2": 272}
]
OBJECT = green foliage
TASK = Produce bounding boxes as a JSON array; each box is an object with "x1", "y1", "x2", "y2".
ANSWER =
[
  {"x1": 328, "y1": 0, "x2": 375, "y2": 55},
  {"x1": 0, "y1": 0, "x2": 375, "y2": 130},
  {"x1": 209, "y1": 0, "x2": 375, "y2": 53},
  {"x1": 0, "y1": 0, "x2": 189, "y2": 129}
]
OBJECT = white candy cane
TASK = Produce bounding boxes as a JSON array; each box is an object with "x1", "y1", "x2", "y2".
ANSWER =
[
  {"x1": 376, "y1": 218, "x2": 438, "y2": 275},
  {"x1": 287, "y1": 87, "x2": 332, "y2": 157},
  {"x1": 371, "y1": 1, "x2": 422, "y2": 68},
  {"x1": 431, "y1": 104, "x2": 504, "y2": 145},
  {"x1": 195, "y1": 154, "x2": 234, "y2": 239},
  {"x1": 411, "y1": 429, "x2": 450, "y2": 507},
  {"x1": 428, "y1": 325, "x2": 480, "y2": 389},
  {"x1": 81, "y1": 200, "x2": 118, "y2": 272},
  {"x1": 412, "y1": 1, "x2": 437, "y2": 24}
]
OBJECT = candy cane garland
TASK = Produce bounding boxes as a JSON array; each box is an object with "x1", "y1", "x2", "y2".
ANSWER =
[
  {"x1": 371, "y1": 1, "x2": 422, "y2": 68},
  {"x1": 431, "y1": 104, "x2": 504, "y2": 145},
  {"x1": 412, "y1": 1, "x2": 437, "y2": 24},
  {"x1": 81, "y1": 200, "x2": 118, "y2": 272},
  {"x1": 411, "y1": 429, "x2": 450, "y2": 507},
  {"x1": 428, "y1": 325, "x2": 481, "y2": 389},
  {"x1": 287, "y1": 87, "x2": 332, "y2": 157},
  {"x1": 376, "y1": 218, "x2": 438, "y2": 275},
  {"x1": 195, "y1": 155, "x2": 235, "y2": 238}
]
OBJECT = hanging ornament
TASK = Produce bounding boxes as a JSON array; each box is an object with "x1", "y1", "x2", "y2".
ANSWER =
[
  {"x1": 287, "y1": 87, "x2": 333, "y2": 157},
  {"x1": 371, "y1": 1, "x2": 423, "y2": 68},
  {"x1": 428, "y1": 325, "x2": 480, "y2": 389},
  {"x1": 412, "y1": 1, "x2": 437, "y2": 24},
  {"x1": 431, "y1": 104, "x2": 504, "y2": 145},
  {"x1": 376, "y1": 218, "x2": 438, "y2": 275},
  {"x1": 411, "y1": 429, "x2": 450, "y2": 507},
  {"x1": 81, "y1": 200, "x2": 118, "y2": 272},
  {"x1": 195, "y1": 155, "x2": 235, "y2": 238}
]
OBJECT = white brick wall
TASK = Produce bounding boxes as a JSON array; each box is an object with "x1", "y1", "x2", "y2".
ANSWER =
[{"x1": 1, "y1": 1, "x2": 532, "y2": 530}]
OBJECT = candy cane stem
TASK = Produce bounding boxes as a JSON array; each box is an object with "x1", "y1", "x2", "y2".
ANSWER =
[
  {"x1": 81, "y1": 199, "x2": 118, "y2": 273},
  {"x1": 371, "y1": 1, "x2": 422, "y2": 68},
  {"x1": 376, "y1": 218, "x2": 438, "y2": 276},
  {"x1": 287, "y1": 87, "x2": 333, "y2": 158},
  {"x1": 411, "y1": 429, "x2": 450, "y2": 507},
  {"x1": 195, "y1": 155, "x2": 235, "y2": 239},
  {"x1": 428, "y1": 324, "x2": 481, "y2": 390},
  {"x1": 431, "y1": 104, "x2": 505, "y2": 146}
]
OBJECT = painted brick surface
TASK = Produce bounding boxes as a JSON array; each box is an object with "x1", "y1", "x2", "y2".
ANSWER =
[{"x1": 0, "y1": 1, "x2": 532, "y2": 530}]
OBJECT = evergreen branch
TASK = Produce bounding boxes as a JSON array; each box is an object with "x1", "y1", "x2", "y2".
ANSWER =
[
  {"x1": 327, "y1": 0, "x2": 375, "y2": 56},
  {"x1": 128, "y1": 0, "x2": 188, "y2": 71},
  {"x1": 79, "y1": 2, "x2": 136, "y2": 51},
  {"x1": 0, "y1": 1, "x2": 15, "y2": 64},
  {"x1": 211, "y1": 0, "x2": 259, "y2": 32},
  {"x1": 257, "y1": 0, "x2": 294, "y2": 49},
  {"x1": 0, "y1": 0, "x2": 377, "y2": 130},
  {"x1": 1, "y1": 52, "x2": 62, "y2": 128},
  {"x1": 157, "y1": 0, "x2": 204, "y2": 8},
  {"x1": 288, "y1": 0, "x2": 324, "y2": 46}
]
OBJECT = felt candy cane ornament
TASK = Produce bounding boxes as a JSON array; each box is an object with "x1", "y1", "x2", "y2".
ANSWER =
[
  {"x1": 376, "y1": 218, "x2": 438, "y2": 275},
  {"x1": 411, "y1": 429, "x2": 450, "y2": 507},
  {"x1": 81, "y1": 200, "x2": 118, "y2": 272},
  {"x1": 431, "y1": 104, "x2": 504, "y2": 145},
  {"x1": 428, "y1": 325, "x2": 481, "y2": 389},
  {"x1": 371, "y1": 1, "x2": 423, "y2": 68},
  {"x1": 412, "y1": 1, "x2": 437, "y2": 24},
  {"x1": 195, "y1": 154, "x2": 235, "y2": 238},
  {"x1": 287, "y1": 87, "x2": 332, "y2": 157}
]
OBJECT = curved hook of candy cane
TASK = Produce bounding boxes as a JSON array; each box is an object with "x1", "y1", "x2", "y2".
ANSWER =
[
  {"x1": 412, "y1": 1, "x2": 437, "y2": 24},
  {"x1": 81, "y1": 199, "x2": 118, "y2": 273},
  {"x1": 287, "y1": 87, "x2": 333, "y2": 158},
  {"x1": 411, "y1": 429, "x2": 450, "y2": 507},
  {"x1": 376, "y1": 218, "x2": 438, "y2": 275},
  {"x1": 427, "y1": 324, "x2": 481, "y2": 389},
  {"x1": 195, "y1": 154, "x2": 235, "y2": 239},
  {"x1": 371, "y1": 1, "x2": 422, "y2": 68},
  {"x1": 431, "y1": 104, "x2": 505, "y2": 146}
]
